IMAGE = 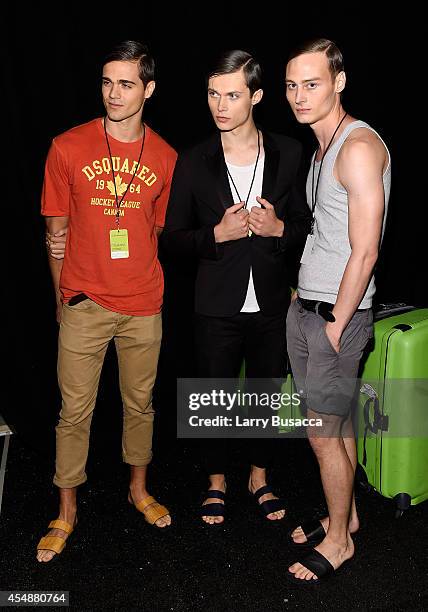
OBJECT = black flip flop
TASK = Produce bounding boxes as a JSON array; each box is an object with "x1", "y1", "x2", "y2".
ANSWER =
[
  {"x1": 287, "y1": 518, "x2": 326, "y2": 547},
  {"x1": 251, "y1": 485, "x2": 286, "y2": 522}
]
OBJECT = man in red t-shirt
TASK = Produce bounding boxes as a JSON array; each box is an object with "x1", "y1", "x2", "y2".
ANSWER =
[{"x1": 37, "y1": 41, "x2": 177, "y2": 563}]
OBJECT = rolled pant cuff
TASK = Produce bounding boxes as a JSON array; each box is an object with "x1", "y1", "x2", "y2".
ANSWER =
[
  {"x1": 124, "y1": 454, "x2": 152, "y2": 467},
  {"x1": 53, "y1": 474, "x2": 88, "y2": 488}
]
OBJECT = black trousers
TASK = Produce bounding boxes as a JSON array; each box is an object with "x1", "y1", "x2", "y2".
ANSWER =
[{"x1": 194, "y1": 310, "x2": 287, "y2": 475}]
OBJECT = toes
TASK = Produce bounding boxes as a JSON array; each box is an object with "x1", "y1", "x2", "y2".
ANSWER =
[
  {"x1": 297, "y1": 567, "x2": 311, "y2": 580},
  {"x1": 289, "y1": 562, "x2": 317, "y2": 581},
  {"x1": 201, "y1": 515, "x2": 223, "y2": 525},
  {"x1": 292, "y1": 534, "x2": 307, "y2": 543},
  {"x1": 38, "y1": 550, "x2": 55, "y2": 563},
  {"x1": 267, "y1": 510, "x2": 285, "y2": 521},
  {"x1": 202, "y1": 516, "x2": 214, "y2": 525},
  {"x1": 155, "y1": 514, "x2": 171, "y2": 528},
  {"x1": 291, "y1": 526, "x2": 307, "y2": 543}
]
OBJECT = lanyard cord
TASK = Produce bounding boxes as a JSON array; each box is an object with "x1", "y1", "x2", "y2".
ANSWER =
[
  {"x1": 103, "y1": 118, "x2": 146, "y2": 229},
  {"x1": 310, "y1": 112, "x2": 348, "y2": 233},
  {"x1": 226, "y1": 129, "x2": 261, "y2": 209}
]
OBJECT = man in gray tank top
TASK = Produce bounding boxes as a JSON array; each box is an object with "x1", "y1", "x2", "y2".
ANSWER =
[{"x1": 284, "y1": 38, "x2": 391, "y2": 583}]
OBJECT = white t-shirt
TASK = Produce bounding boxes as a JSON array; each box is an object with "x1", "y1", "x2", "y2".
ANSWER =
[{"x1": 225, "y1": 156, "x2": 265, "y2": 312}]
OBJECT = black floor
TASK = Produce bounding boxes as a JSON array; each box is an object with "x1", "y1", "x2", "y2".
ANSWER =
[{"x1": 2, "y1": 407, "x2": 428, "y2": 612}]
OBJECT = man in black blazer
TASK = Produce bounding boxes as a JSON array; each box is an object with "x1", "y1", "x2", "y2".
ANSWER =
[{"x1": 162, "y1": 50, "x2": 311, "y2": 525}]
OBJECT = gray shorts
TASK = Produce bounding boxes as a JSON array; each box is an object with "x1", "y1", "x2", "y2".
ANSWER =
[{"x1": 286, "y1": 298, "x2": 373, "y2": 417}]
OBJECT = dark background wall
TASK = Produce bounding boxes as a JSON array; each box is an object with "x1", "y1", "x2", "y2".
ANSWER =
[{"x1": 5, "y1": 7, "x2": 424, "y2": 447}]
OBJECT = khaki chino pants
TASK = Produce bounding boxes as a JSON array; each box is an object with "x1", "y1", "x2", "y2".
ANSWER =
[{"x1": 54, "y1": 299, "x2": 162, "y2": 488}]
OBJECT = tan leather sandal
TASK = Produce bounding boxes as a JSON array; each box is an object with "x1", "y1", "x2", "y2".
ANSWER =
[
  {"x1": 128, "y1": 491, "x2": 170, "y2": 527},
  {"x1": 37, "y1": 518, "x2": 77, "y2": 559}
]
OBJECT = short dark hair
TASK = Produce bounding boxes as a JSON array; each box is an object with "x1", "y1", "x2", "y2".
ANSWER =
[
  {"x1": 287, "y1": 38, "x2": 344, "y2": 79},
  {"x1": 206, "y1": 50, "x2": 262, "y2": 95},
  {"x1": 103, "y1": 40, "x2": 155, "y2": 86}
]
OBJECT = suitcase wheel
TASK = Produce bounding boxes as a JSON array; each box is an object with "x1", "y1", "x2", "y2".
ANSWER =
[{"x1": 393, "y1": 492, "x2": 411, "y2": 518}]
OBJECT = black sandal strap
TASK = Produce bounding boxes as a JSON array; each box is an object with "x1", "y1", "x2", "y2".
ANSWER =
[
  {"x1": 200, "y1": 490, "x2": 226, "y2": 518},
  {"x1": 200, "y1": 502, "x2": 225, "y2": 517},
  {"x1": 297, "y1": 549, "x2": 334, "y2": 578},
  {"x1": 253, "y1": 485, "x2": 272, "y2": 501},
  {"x1": 301, "y1": 519, "x2": 326, "y2": 543},
  {"x1": 202, "y1": 490, "x2": 225, "y2": 501},
  {"x1": 259, "y1": 498, "x2": 285, "y2": 516}
]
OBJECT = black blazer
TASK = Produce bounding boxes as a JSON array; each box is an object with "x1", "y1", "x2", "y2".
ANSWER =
[{"x1": 162, "y1": 130, "x2": 311, "y2": 316}]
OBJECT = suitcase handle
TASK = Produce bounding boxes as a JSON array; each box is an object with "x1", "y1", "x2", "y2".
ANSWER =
[
  {"x1": 360, "y1": 385, "x2": 389, "y2": 466},
  {"x1": 374, "y1": 303, "x2": 415, "y2": 321}
]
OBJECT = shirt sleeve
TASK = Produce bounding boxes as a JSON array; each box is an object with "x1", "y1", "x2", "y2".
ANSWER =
[
  {"x1": 41, "y1": 138, "x2": 71, "y2": 216},
  {"x1": 154, "y1": 149, "x2": 178, "y2": 228}
]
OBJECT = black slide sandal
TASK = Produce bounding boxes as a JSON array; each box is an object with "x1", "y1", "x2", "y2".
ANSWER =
[
  {"x1": 200, "y1": 490, "x2": 225, "y2": 524},
  {"x1": 286, "y1": 549, "x2": 337, "y2": 586},
  {"x1": 251, "y1": 485, "x2": 286, "y2": 521}
]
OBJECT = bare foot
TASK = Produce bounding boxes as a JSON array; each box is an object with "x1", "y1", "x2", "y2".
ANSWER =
[
  {"x1": 288, "y1": 533, "x2": 355, "y2": 581},
  {"x1": 248, "y1": 475, "x2": 285, "y2": 521},
  {"x1": 36, "y1": 510, "x2": 77, "y2": 563},
  {"x1": 291, "y1": 515, "x2": 359, "y2": 544},
  {"x1": 202, "y1": 477, "x2": 226, "y2": 525},
  {"x1": 129, "y1": 486, "x2": 171, "y2": 528}
]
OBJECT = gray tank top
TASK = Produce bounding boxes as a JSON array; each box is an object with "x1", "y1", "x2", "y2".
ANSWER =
[{"x1": 298, "y1": 120, "x2": 391, "y2": 309}]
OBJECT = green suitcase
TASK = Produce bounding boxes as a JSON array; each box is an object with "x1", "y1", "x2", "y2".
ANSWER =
[{"x1": 356, "y1": 304, "x2": 428, "y2": 516}]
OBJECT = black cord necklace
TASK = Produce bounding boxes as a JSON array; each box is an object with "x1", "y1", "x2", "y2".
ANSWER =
[
  {"x1": 103, "y1": 118, "x2": 146, "y2": 228},
  {"x1": 310, "y1": 112, "x2": 348, "y2": 234},
  {"x1": 225, "y1": 129, "x2": 261, "y2": 209}
]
